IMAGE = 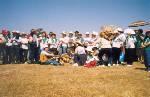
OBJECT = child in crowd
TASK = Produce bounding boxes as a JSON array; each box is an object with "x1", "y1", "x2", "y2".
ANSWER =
[{"x1": 84, "y1": 47, "x2": 97, "y2": 68}]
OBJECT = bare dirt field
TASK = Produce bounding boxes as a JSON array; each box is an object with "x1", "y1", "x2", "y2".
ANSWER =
[{"x1": 0, "y1": 62, "x2": 150, "y2": 97}]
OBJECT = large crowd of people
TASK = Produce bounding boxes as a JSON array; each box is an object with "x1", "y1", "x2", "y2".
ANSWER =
[{"x1": 0, "y1": 26, "x2": 150, "y2": 72}]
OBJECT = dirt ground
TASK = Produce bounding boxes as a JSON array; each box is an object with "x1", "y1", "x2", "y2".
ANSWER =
[{"x1": 0, "y1": 62, "x2": 150, "y2": 97}]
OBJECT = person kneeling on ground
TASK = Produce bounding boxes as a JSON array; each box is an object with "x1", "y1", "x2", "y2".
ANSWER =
[
  {"x1": 84, "y1": 47, "x2": 97, "y2": 68},
  {"x1": 73, "y1": 42, "x2": 87, "y2": 66},
  {"x1": 40, "y1": 45, "x2": 60, "y2": 65}
]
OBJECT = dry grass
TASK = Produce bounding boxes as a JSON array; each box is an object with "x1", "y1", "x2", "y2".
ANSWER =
[{"x1": 0, "y1": 63, "x2": 150, "y2": 97}]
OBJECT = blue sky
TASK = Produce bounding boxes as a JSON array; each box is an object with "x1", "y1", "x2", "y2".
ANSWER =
[{"x1": 0, "y1": 0, "x2": 149, "y2": 34}]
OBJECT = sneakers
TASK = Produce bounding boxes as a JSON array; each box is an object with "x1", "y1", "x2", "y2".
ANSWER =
[
  {"x1": 147, "y1": 68, "x2": 150, "y2": 72},
  {"x1": 127, "y1": 65, "x2": 132, "y2": 67},
  {"x1": 73, "y1": 63, "x2": 78, "y2": 66},
  {"x1": 108, "y1": 64, "x2": 111, "y2": 67},
  {"x1": 116, "y1": 64, "x2": 119, "y2": 66},
  {"x1": 99, "y1": 65, "x2": 105, "y2": 67},
  {"x1": 112, "y1": 64, "x2": 116, "y2": 66}
]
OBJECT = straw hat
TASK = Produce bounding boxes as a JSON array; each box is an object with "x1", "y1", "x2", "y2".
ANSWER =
[
  {"x1": 76, "y1": 41, "x2": 83, "y2": 46},
  {"x1": 51, "y1": 32, "x2": 56, "y2": 35},
  {"x1": 62, "y1": 31, "x2": 67, "y2": 35}
]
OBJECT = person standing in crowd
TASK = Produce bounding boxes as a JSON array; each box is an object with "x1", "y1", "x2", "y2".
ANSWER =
[
  {"x1": 90, "y1": 31, "x2": 99, "y2": 48},
  {"x1": 74, "y1": 31, "x2": 80, "y2": 38},
  {"x1": 67, "y1": 31, "x2": 75, "y2": 56},
  {"x1": 20, "y1": 33, "x2": 29, "y2": 63},
  {"x1": 124, "y1": 28, "x2": 137, "y2": 66},
  {"x1": 58, "y1": 32, "x2": 69, "y2": 54},
  {"x1": 48, "y1": 32, "x2": 59, "y2": 55},
  {"x1": 83, "y1": 32, "x2": 91, "y2": 47},
  {"x1": 11, "y1": 31, "x2": 21, "y2": 64},
  {"x1": 0, "y1": 32, "x2": 6, "y2": 64},
  {"x1": 112, "y1": 28, "x2": 126, "y2": 66},
  {"x1": 142, "y1": 31, "x2": 150, "y2": 72},
  {"x1": 95, "y1": 32, "x2": 112, "y2": 66},
  {"x1": 39, "y1": 31, "x2": 49, "y2": 50},
  {"x1": 73, "y1": 42, "x2": 87, "y2": 66},
  {"x1": 135, "y1": 29, "x2": 145, "y2": 63},
  {"x1": 5, "y1": 31, "x2": 13, "y2": 64},
  {"x1": 28, "y1": 29, "x2": 39, "y2": 64},
  {"x1": 74, "y1": 33, "x2": 84, "y2": 44},
  {"x1": 91, "y1": 32, "x2": 98, "y2": 42}
]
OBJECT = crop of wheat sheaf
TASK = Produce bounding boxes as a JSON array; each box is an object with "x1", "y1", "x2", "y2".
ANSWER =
[{"x1": 0, "y1": 62, "x2": 150, "y2": 97}]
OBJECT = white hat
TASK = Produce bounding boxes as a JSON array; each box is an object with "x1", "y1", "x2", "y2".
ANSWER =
[
  {"x1": 86, "y1": 47, "x2": 93, "y2": 52},
  {"x1": 114, "y1": 28, "x2": 123, "y2": 33},
  {"x1": 43, "y1": 45, "x2": 48, "y2": 48},
  {"x1": 85, "y1": 32, "x2": 90, "y2": 34},
  {"x1": 39, "y1": 34, "x2": 42, "y2": 37},
  {"x1": 12, "y1": 30, "x2": 20, "y2": 33},
  {"x1": 69, "y1": 31, "x2": 73, "y2": 34},
  {"x1": 0, "y1": 34, "x2": 3, "y2": 37},
  {"x1": 116, "y1": 28, "x2": 123, "y2": 32},
  {"x1": 92, "y1": 31, "x2": 98, "y2": 35},
  {"x1": 124, "y1": 28, "x2": 135, "y2": 34}
]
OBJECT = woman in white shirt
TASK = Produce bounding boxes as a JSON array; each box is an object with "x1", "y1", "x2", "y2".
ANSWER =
[
  {"x1": 48, "y1": 33, "x2": 59, "y2": 55},
  {"x1": 58, "y1": 32, "x2": 69, "y2": 54},
  {"x1": 112, "y1": 29, "x2": 126, "y2": 66},
  {"x1": 125, "y1": 29, "x2": 136, "y2": 66},
  {"x1": 20, "y1": 34, "x2": 29, "y2": 63},
  {"x1": 95, "y1": 32, "x2": 112, "y2": 66},
  {"x1": 39, "y1": 31, "x2": 49, "y2": 50},
  {"x1": 67, "y1": 32, "x2": 76, "y2": 56},
  {"x1": 83, "y1": 32, "x2": 91, "y2": 47}
]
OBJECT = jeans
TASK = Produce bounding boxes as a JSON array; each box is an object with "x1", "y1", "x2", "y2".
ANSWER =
[
  {"x1": 58, "y1": 46, "x2": 67, "y2": 54},
  {"x1": 46, "y1": 60, "x2": 60, "y2": 65},
  {"x1": 20, "y1": 48, "x2": 28, "y2": 63},
  {"x1": 112, "y1": 47, "x2": 121, "y2": 64},
  {"x1": 74, "y1": 54, "x2": 87, "y2": 66},
  {"x1": 5, "y1": 46, "x2": 14, "y2": 64},
  {"x1": 12, "y1": 45, "x2": 20, "y2": 64},
  {"x1": 0, "y1": 44, "x2": 6, "y2": 64},
  {"x1": 125, "y1": 48, "x2": 135, "y2": 65},
  {"x1": 98, "y1": 48, "x2": 112, "y2": 65}
]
